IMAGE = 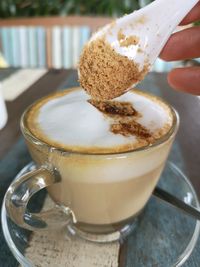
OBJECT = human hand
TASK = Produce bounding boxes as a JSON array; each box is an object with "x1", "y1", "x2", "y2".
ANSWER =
[{"x1": 160, "y1": 2, "x2": 200, "y2": 95}]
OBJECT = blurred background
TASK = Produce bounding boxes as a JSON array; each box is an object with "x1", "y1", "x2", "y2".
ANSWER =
[
  {"x1": 0, "y1": 0, "x2": 151, "y2": 17},
  {"x1": 1, "y1": 0, "x2": 198, "y2": 71}
]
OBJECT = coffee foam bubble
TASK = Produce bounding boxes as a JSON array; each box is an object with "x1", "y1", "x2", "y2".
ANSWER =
[{"x1": 28, "y1": 88, "x2": 173, "y2": 153}]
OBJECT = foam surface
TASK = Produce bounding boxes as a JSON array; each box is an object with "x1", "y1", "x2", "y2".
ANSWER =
[{"x1": 29, "y1": 89, "x2": 173, "y2": 152}]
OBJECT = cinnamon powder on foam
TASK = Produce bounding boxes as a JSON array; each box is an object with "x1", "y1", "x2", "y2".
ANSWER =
[
  {"x1": 79, "y1": 37, "x2": 149, "y2": 100},
  {"x1": 88, "y1": 98, "x2": 171, "y2": 146},
  {"x1": 88, "y1": 99, "x2": 154, "y2": 142}
]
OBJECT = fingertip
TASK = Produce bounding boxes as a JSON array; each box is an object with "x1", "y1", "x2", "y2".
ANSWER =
[
  {"x1": 167, "y1": 69, "x2": 178, "y2": 88},
  {"x1": 167, "y1": 68, "x2": 200, "y2": 95},
  {"x1": 159, "y1": 52, "x2": 171, "y2": 62}
]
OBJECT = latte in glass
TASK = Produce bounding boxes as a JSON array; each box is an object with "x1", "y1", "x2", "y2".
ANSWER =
[{"x1": 22, "y1": 87, "x2": 177, "y2": 234}]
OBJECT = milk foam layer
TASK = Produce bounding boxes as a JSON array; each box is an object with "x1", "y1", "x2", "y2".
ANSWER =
[{"x1": 27, "y1": 88, "x2": 173, "y2": 153}]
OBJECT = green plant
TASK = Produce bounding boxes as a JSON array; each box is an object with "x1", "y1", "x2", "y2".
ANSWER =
[{"x1": 0, "y1": 0, "x2": 144, "y2": 18}]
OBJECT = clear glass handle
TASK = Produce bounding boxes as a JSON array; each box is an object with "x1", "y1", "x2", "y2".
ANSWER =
[{"x1": 5, "y1": 166, "x2": 73, "y2": 231}]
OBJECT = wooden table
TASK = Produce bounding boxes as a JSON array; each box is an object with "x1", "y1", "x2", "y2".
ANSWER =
[{"x1": 0, "y1": 69, "x2": 199, "y2": 267}]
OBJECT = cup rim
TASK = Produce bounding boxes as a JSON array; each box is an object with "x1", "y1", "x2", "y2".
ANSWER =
[{"x1": 20, "y1": 87, "x2": 179, "y2": 156}]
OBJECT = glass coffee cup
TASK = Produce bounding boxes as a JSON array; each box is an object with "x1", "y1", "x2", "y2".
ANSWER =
[{"x1": 5, "y1": 87, "x2": 179, "y2": 243}]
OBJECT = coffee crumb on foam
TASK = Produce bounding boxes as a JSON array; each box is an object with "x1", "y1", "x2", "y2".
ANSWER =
[
  {"x1": 111, "y1": 120, "x2": 151, "y2": 139},
  {"x1": 79, "y1": 38, "x2": 149, "y2": 100},
  {"x1": 88, "y1": 97, "x2": 172, "y2": 145},
  {"x1": 88, "y1": 99, "x2": 153, "y2": 141},
  {"x1": 88, "y1": 99, "x2": 138, "y2": 116}
]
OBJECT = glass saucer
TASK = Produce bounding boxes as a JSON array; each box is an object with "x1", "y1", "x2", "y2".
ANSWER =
[{"x1": 2, "y1": 162, "x2": 200, "y2": 267}]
